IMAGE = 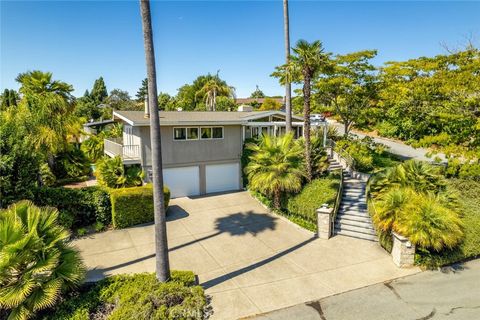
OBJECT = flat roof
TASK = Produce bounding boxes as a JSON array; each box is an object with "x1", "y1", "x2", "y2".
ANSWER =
[{"x1": 113, "y1": 110, "x2": 303, "y2": 126}]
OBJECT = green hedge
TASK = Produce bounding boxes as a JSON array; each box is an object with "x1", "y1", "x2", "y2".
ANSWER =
[
  {"x1": 250, "y1": 172, "x2": 341, "y2": 233},
  {"x1": 38, "y1": 271, "x2": 207, "y2": 320},
  {"x1": 32, "y1": 186, "x2": 111, "y2": 229},
  {"x1": 287, "y1": 173, "x2": 341, "y2": 224},
  {"x1": 111, "y1": 184, "x2": 170, "y2": 228}
]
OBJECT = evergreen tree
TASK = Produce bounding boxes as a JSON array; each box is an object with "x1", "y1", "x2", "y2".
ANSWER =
[
  {"x1": 250, "y1": 85, "x2": 265, "y2": 99},
  {"x1": 91, "y1": 77, "x2": 108, "y2": 104},
  {"x1": 136, "y1": 78, "x2": 148, "y2": 102}
]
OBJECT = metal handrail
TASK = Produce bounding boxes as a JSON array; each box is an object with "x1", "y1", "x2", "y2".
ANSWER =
[
  {"x1": 331, "y1": 168, "x2": 344, "y2": 236},
  {"x1": 326, "y1": 139, "x2": 356, "y2": 171}
]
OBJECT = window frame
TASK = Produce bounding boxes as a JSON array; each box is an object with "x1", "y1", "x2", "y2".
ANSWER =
[
  {"x1": 200, "y1": 126, "x2": 224, "y2": 140},
  {"x1": 173, "y1": 127, "x2": 201, "y2": 141}
]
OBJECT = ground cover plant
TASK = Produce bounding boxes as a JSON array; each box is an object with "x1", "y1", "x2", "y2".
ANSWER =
[{"x1": 38, "y1": 271, "x2": 207, "y2": 320}]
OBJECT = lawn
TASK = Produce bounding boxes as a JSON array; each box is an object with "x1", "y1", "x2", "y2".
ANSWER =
[{"x1": 415, "y1": 179, "x2": 480, "y2": 268}]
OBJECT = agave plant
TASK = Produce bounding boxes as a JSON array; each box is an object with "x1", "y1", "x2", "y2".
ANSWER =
[
  {"x1": 0, "y1": 201, "x2": 85, "y2": 320},
  {"x1": 245, "y1": 133, "x2": 306, "y2": 209}
]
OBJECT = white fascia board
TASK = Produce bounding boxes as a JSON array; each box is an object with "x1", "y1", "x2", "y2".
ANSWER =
[{"x1": 112, "y1": 111, "x2": 135, "y2": 126}]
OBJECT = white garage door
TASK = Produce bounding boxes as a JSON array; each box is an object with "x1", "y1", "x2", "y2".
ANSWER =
[
  {"x1": 163, "y1": 166, "x2": 200, "y2": 198},
  {"x1": 206, "y1": 163, "x2": 240, "y2": 194}
]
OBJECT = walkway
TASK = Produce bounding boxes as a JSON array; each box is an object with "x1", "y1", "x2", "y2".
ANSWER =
[
  {"x1": 329, "y1": 120, "x2": 446, "y2": 162},
  {"x1": 250, "y1": 259, "x2": 480, "y2": 320},
  {"x1": 73, "y1": 191, "x2": 419, "y2": 319}
]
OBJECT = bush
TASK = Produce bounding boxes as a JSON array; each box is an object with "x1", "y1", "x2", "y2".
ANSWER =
[
  {"x1": 110, "y1": 184, "x2": 170, "y2": 228},
  {"x1": 53, "y1": 145, "x2": 91, "y2": 179},
  {"x1": 368, "y1": 161, "x2": 464, "y2": 259},
  {"x1": 0, "y1": 201, "x2": 85, "y2": 320},
  {"x1": 32, "y1": 186, "x2": 111, "y2": 229},
  {"x1": 287, "y1": 173, "x2": 340, "y2": 225},
  {"x1": 416, "y1": 179, "x2": 480, "y2": 268},
  {"x1": 96, "y1": 156, "x2": 144, "y2": 188},
  {"x1": 39, "y1": 271, "x2": 207, "y2": 320}
]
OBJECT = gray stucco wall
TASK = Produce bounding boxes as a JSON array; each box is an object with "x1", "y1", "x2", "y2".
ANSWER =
[{"x1": 139, "y1": 125, "x2": 243, "y2": 167}]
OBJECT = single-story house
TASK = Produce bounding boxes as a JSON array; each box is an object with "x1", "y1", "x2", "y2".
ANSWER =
[{"x1": 104, "y1": 106, "x2": 312, "y2": 198}]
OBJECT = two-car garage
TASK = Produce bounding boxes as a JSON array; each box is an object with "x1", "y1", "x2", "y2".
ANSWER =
[{"x1": 162, "y1": 162, "x2": 241, "y2": 198}]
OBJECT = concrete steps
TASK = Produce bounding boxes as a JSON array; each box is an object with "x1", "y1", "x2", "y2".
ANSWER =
[{"x1": 327, "y1": 155, "x2": 378, "y2": 242}]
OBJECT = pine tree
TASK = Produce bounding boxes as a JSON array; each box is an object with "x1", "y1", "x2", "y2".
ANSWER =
[
  {"x1": 91, "y1": 77, "x2": 108, "y2": 104},
  {"x1": 136, "y1": 78, "x2": 148, "y2": 102}
]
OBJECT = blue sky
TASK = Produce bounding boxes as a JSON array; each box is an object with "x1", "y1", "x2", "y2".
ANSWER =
[{"x1": 1, "y1": 1, "x2": 479, "y2": 98}]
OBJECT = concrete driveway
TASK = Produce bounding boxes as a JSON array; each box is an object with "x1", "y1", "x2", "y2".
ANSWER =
[{"x1": 73, "y1": 191, "x2": 419, "y2": 319}]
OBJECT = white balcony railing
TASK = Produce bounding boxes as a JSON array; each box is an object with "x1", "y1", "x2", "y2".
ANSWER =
[{"x1": 104, "y1": 138, "x2": 141, "y2": 162}]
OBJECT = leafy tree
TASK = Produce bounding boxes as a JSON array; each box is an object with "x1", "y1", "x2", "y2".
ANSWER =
[
  {"x1": 0, "y1": 105, "x2": 40, "y2": 207},
  {"x1": 158, "y1": 92, "x2": 174, "y2": 110},
  {"x1": 245, "y1": 133, "x2": 305, "y2": 209},
  {"x1": 274, "y1": 40, "x2": 329, "y2": 181},
  {"x1": 176, "y1": 74, "x2": 233, "y2": 111},
  {"x1": 315, "y1": 50, "x2": 378, "y2": 135},
  {"x1": 90, "y1": 77, "x2": 108, "y2": 105},
  {"x1": 1, "y1": 89, "x2": 19, "y2": 110},
  {"x1": 108, "y1": 89, "x2": 135, "y2": 110},
  {"x1": 250, "y1": 85, "x2": 265, "y2": 98},
  {"x1": 376, "y1": 48, "x2": 480, "y2": 155},
  {"x1": 74, "y1": 90, "x2": 101, "y2": 121},
  {"x1": 135, "y1": 78, "x2": 148, "y2": 102},
  {"x1": 194, "y1": 74, "x2": 234, "y2": 111},
  {"x1": 258, "y1": 97, "x2": 282, "y2": 111},
  {"x1": 215, "y1": 96, "x2": 236, "y2": 111},
  {"x1": 0, "y1": 201, "x2": 85, "y2": 320},
  {"x1": 16, "y1": 71, "x2": 79, "y2": 169}
]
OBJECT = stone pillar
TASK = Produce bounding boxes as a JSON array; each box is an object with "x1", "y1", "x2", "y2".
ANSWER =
[
  {"x1": 317, "y1": 205, "x2": 333, "y2": 239},
  {"x1": 391, "y1": 232, "x2": 415, "y2": 268}
]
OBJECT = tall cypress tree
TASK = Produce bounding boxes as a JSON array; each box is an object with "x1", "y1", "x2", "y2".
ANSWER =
[
  {"x1": 91, "y1": 77, "x2": 108, "y2": 104},
  {"x1": 136, "y1": 78, "x2": 148, "y2": 102}
]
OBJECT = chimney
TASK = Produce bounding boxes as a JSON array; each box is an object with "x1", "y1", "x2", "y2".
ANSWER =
[
  {"x1": 237, "y1": 104, "x2": 253, "y2": 112},
  {"x1": 144, "y1": 94, "x2": 150, "y2": 118}
]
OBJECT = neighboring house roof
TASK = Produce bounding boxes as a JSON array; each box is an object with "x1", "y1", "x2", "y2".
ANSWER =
[
  {"x1": 235, "y1": 97, "x2": 284, "y2": 105},
  {"x1": 83, "y1": 119, "x2": 115, "y2": 128},
  {"x1": 113, "y1": 110, "x2": 303, "y2": 126}
]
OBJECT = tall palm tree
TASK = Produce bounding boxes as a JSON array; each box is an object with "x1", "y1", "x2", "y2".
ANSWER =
[
  {"x1": 195, "y1": 74, "x2": 233, "y2": 111},
  {"x1": 139, "y1": 0, "x2": 170, "y2": 282},
  {"x1": 0, "y1": 201, "x2": 85, "y2": 320},
  {"x1": 283, "y1": 0, "x2": 292, "y2": 132},
  {"x1": 245, "y1": 133, "x2": 305, "y2": 209},
  {"x1": 16, "y1": 71, "x2": 78, "y2": 168},
  {"x1": 290, "y1": 40, "x2": 328, "y2": 181}
]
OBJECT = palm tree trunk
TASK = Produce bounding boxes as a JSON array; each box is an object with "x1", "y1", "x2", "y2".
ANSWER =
[
  {"x1": 303, "y1": 72, "x2": 313, "y2": 182},
  {"x1": 273, "y1": 188, "x2": 281, "y2": 210},
  {"x1": 283, "y1": 0, "x2": 292, "y2": 133},
  {"x1": 139, "y1": 0, "x2": 170, "y2": 282}
]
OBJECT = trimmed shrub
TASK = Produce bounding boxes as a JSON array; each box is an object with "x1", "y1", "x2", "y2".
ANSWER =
[
  {"x1": 110, "y1": 184, "x2": 170, "y2": 228},
  {"x1": 287, "y1": 173, "x2": 340, "y2": 225},
  {"x1": 32, "y1": 186, "x2": 111, "y2": 229},
  {"x1": 38, "y1": 271, "x2": 207, "y2": 320}
]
